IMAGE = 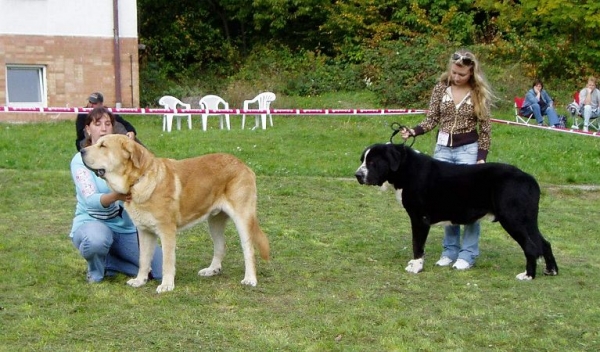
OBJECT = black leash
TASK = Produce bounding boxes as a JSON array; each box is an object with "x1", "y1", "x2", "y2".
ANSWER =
[{"x1": 389, "y1": 122, "x2": 415, "y2": 147}]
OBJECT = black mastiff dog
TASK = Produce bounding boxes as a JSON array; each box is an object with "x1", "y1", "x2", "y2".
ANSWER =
[{"x1": 355, "y1": 143, "x2": 558, "y2": 280}]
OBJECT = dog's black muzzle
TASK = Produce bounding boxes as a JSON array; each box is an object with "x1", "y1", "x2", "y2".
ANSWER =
[
  {"x1": 355, "y1": 171, "x2": 367, "y2": 185},
  {"x1": 80, "y1": 148, "x2": 106, "y2": 178}
]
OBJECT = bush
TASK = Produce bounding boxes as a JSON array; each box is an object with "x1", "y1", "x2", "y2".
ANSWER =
[{"x1": 361, "y1": 38, "x2": 448, "y2": 107}]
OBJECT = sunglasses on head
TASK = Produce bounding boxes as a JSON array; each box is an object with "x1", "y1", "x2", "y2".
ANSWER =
[{"x1": 452, "y1": 53, "x2": 473, "y2": 66}]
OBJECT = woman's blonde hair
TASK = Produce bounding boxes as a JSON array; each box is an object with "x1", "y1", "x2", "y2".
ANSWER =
[
  {"x1": 439, "y1": 49, "x2": 495, "y2": 120},
  {"x1": 82, "y1": 107, "x2": 115, "y2": 148}
]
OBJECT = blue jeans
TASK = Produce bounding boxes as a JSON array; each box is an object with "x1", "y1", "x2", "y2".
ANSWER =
[
  {"x1": 71, "y1": 221, "x2": 163, "y2": 282},
  {"x1": 433, "y1": 142, "x2": 480, "y2": 265},
  {"x1": 524, "y1": 103, "x2": 559, "y2": 125}
]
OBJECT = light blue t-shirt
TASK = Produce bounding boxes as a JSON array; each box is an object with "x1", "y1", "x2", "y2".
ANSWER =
[{"x1": 69, "y1": 152, "x2": 136, "y2": 237}]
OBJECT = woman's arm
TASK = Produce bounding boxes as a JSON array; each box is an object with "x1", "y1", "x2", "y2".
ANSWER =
[{"x1": 71, "y1": 154, "x2": 123, "y2": 218}]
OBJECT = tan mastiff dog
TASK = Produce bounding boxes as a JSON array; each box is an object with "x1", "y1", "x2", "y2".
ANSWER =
[{"x1": 81, "y1": 134, "x2": 270, "y2": 293}]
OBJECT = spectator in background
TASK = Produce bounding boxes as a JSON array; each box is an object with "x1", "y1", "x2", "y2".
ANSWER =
[
  {"x1": 75, "y1": 92, "x2": 138, "y2": 151},
  {"x1": 578, "y1": 76, "x2": 600, "y2": 132},
  {"x1": 521, "y1": 79, "x2": 561, "y2": 127}
]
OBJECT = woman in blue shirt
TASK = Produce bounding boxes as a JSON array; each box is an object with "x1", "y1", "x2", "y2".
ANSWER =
[
  {"x1": 70, "y1": 107, "x2": 162, "y2": 283},
  {"x1": 521, "y1": 79, "x2": 561, "y2": 127}
]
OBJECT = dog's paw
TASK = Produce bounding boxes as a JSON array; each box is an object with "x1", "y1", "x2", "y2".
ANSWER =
[
  {"x1": 198, "y1": 267, "x2": 222, "y2": 277},
  {"x1": 241, "y1": 277, "x2": 257, "y2": 286},
  {"x1": 516, "y1": 272, "x2": 533, "y2": 281},
  {"x1": 126, "y1": 277, "x2": 147, "y2": 288},
  {"x1": 405, "y1": 258, "x2": 424, "y2": 274},
  {"x1": 156, "y1": 282, "x2": 175, "y2": 293}
]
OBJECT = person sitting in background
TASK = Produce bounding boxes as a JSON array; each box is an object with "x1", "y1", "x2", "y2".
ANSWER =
[
  {"x1": 521, "y1": 79, "x2": 561, "y2": 127},
  {"x1": 578, "y1": 76, "x2": 600, "y2": 132},
  {"x1": 70, "y1": 106, "x2": 162, "y2": 283},
  {"x1": 75, "y1": 92, "x2": 138, "y2": 151}
]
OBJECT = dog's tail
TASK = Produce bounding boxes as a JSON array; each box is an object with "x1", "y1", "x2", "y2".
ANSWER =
[{"x1": 250, "y1": 217, "x2": 270, "y2": 260}]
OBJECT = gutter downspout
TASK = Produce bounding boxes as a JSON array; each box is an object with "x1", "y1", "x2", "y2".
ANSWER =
[{"x1": 113, "y1": 0, "x2": 122, "y2": 107}]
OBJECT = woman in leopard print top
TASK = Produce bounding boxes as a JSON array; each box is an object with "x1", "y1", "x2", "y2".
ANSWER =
[{"x1": 401, "y1": 49, "x2": 495, "y2": 270}]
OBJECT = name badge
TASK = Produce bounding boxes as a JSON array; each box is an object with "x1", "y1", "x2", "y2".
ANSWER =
[{"x1": 437, "y1": 131, "x2": 449, "y2": 146}]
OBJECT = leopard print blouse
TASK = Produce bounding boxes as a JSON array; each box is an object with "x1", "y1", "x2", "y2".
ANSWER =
[{"x1": 413, "y1": 81, "x2": 492, "y2": 161}]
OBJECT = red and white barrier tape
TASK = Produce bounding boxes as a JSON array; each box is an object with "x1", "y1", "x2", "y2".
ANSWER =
[
  {"x1": 0, "y1": 106, "x2": 427, "y2": 115},
  {"x1": 1, "y1": 106, "x2": 598, "y2": 137},
  {"x1": 491, "y1": 118, "x2": 600, "y2": 137}
]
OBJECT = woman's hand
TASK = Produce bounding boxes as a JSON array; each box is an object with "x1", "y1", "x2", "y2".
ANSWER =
[
  {"x1": 100, "y1": 191, "x2": 129, "y2": 207},
  {"x1": 401, "y1": 128, "x2": 415, "y2": 140}
]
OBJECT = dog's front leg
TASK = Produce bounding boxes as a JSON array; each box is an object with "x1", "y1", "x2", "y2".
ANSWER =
[
  {"x1": 127, "y1": 230, "x2": 156, "y2": 288},
  {"x1": 156, "y1": 228, "x2": 177, "y2": 293},
  {"x1": 405, "y1": 217, "x2": 430, "y2": 274}
]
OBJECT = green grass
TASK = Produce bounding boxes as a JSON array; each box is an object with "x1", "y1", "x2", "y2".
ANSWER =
[{"x1": 1, "y1": 97, "x2": 600, "y2": 351}]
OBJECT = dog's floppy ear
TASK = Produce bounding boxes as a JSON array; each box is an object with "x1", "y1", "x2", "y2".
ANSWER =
[
  {"x1": 387, "y1": 145, "x2": 403, "y2": 172},
  {"x1": 124, "y1": 137, "x2": 146, "y2": 169}
]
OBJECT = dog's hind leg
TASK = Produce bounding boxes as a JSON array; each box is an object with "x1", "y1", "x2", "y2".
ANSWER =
[
  {"x1": 498, "y1": 219, "x2": 542, "y2": 280},
  {"x1": 198, "y1": 211, "x2": 228, "y2": 278},
  {"x1": 232, "y1": 213, "x2": 259, "y2": 286},
  {"x1": 540, "y1": 235, "x2": 558, "y2": 276},
  {"x1": 127, "y1": 230, "x2": 157, "y2": 289}
]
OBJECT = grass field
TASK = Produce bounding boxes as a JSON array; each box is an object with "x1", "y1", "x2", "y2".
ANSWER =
[{"x1": 1, "y1": 99, "x2": 600, "y2": 351}]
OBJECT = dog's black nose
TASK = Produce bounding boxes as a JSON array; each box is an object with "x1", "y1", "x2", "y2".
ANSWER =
[
  {"x1": 355, "y1": 172, "x2": 365, "y2": 184},
  {"x1": 80, "y1": 148, "x2": 86, "y2": 156}
]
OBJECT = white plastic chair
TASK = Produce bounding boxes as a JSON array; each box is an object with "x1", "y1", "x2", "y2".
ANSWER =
[
  {"x1": 242, "y1": 92, "x2": 276, "y2": 130},
  {"x1": 199, "y1": 95, "x2": 231, "y2": 131},
  {"x1": 158, "y1": 95, "x2": 192, "y2": 132}
]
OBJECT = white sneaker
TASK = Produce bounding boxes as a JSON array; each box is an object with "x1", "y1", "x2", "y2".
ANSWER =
[
  {"x1": 583, "y1": 126, "x2": 589, "y2": 132},
  {"x1": 435, "y1": 256, "x2": 453, "y2": 267},
  {"x1": 452, "y1": 259, "x2": 472, "y2": 270}
]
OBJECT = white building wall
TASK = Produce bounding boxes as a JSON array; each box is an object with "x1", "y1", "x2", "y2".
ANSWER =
[{"x1": 0, "y1": 0, "x2": 137, "y2": 38}]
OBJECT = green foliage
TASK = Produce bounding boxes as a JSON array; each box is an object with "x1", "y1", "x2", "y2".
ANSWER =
[
  {"x1": 361, "y1": 38, "x2": 449, "y2": 107},
  {"x1": 136, "y1": 0, "x2": 600, "y2": 111},
  {"x1": 474, "y1": 0, "x2": 600, "y2": 79}
]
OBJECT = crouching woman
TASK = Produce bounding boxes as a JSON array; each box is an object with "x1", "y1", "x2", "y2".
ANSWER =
[{"x1": 69, "y1": 107, "x2": 163, "y2": 283}]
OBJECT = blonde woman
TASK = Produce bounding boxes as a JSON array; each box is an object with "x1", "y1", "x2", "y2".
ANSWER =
[
  {"x1": 578, "y1": 76, "x2": 600, "y2": 132},
  {"x1": 401, "y1": 49, "x2": 495, "y2": 270}
]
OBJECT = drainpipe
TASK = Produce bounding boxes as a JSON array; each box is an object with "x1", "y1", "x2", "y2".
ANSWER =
[{"x1": 113, "y1": 0, "x2": 122, "y2": 107}]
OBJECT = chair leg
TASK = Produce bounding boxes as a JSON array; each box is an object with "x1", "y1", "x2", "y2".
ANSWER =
[
  {"x1": 571, "y1": 114, "x2": 579, "y2": 129},
  {"x1": 591, "y1": 118, "x2": 600, "y2": 131},
  {"x1": 166, "y1": 115, "x2": 173, "y2": 132},
  {"x1": 202, "y1": 115, "x2": 208, "y2": 131},
  {"x1": 242, "y1": 114, "x2": 246, "y2": 129},
  {"x1": 176, "y1": 117, "x2": 181, "y2": 130},
  {"x1": 225, "y1": 115, "x2": 230, "y2": 130},
  {"x1": 261, "y1": 114, "x2": 267, "y2": 130},
  {"x1": 269, "y1": 114, "x2": 273, "y2": 127},
  {"x1": 187, "y1": 116, "x2": 192, "y2": 130}
]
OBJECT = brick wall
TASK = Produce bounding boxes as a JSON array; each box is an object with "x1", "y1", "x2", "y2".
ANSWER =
[{"x1": 0, "y1": 34, "x2": 139, "y2": 122}]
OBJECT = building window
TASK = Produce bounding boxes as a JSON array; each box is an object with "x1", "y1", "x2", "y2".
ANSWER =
[{"x1": 6, "y1": 65, "x2": 47, "y2": 107}]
